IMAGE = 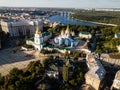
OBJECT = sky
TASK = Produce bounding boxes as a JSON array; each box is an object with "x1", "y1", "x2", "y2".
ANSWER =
[{"x1": 0, "y1": 0, "x2": 120, "y2": 8}]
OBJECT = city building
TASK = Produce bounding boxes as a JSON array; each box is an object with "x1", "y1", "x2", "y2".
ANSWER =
[
  {"x1": 79, "y1": 31, "x2": 92, "y2": 39},
  {"x1": 1, "y1": 19, "x2": 43, "y2": 37},
  {"x1": 85, "y1": 53, "x2": 106, "y2": 90},
  {"x1": 111, "y1": 70, "x2": 120, "y2": 90},
  {"x1": 26, "y1": 25, "x2": 52, "y2": 51},
  {"x1": 54, "y1": 25, "x2": 78, "y2": 47}
]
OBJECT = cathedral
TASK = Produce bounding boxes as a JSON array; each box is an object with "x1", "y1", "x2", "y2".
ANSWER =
[
  {"x1": 54, "y1": 25, "x2": 79, "y2": 47},
  {"x1": 33, "y1": 25, "x2": 44, "y2": 50},
  {"x1": 26, "y1": 25, "x2": 52, "y2": 50}
]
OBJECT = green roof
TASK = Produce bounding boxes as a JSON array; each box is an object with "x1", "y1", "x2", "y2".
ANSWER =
[
  {"x1": 28, "y1": 37, "x2": 34, "y2": 41},
  {"x1": 116, "y1": 33, "x2": 120, "y2": 38},
  {"x1": 42, "y1": 32, "x2": 50, "y2": 37},
  {"x1": 80, "y1": 31, "x2": 91, "y2": 35},
  {"x1": 27, "y1": 32, "x2": 51, "y2": 41}
]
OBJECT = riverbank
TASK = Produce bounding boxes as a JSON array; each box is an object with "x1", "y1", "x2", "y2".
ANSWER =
[
  {"x1": 86, "y1": 20, "x2": 118, "y2": 27},
  {"x1": 75, "y1": 19, "x2": 118, "y2": 27},
  {"x1": 70, "y1": 11, "x2": 120, "y2": 26}
]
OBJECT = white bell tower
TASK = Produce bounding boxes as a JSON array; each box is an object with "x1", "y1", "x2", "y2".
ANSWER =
[{"x1": 34, "y1": 24, "x2": 43, "y2": 45}]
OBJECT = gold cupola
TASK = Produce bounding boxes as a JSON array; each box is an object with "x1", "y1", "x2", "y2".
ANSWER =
[
  {"x1": 61, "y1": 29, "x2": 65, "y2": 36},
  {"x1": 35, "y1": 25, "x2": 41, "y2": 34},
  {"x1": 65, "y1": 25, "x2": 70, "y2": 34},
  {"x1": 71, "y1": 31, "x2": 75, "y2": 36}
]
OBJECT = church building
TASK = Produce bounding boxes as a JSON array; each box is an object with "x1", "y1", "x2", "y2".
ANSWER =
[
  {"x1": 26, "y1": 25, "x2": 52, "y2": 50},
  {"x1": 54, "y1": 25, "x2": 78, "y2": 47}
]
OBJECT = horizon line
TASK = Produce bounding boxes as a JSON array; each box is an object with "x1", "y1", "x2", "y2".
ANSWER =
[{"x1": 0, "y1": 6, "x2": 120, "y2": 9}]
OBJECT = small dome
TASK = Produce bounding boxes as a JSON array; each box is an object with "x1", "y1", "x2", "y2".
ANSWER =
[
  {"x1": 65, "y1": 25, "x2": 70, "y2": 34},
  {"x1": 35, "y1": 25, "x2": 41, "y2": 34},
  {"x1": 71, "y1": 31, "x2": 75, "y2": 36},
  {"x1": 61, "y1": 29, "x2": 65, "y2": 36},
  {"x1": 36, "y1": 30, "x2": 41, "y2": 34}
]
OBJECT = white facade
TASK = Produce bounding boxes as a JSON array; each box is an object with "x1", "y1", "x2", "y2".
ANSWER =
[
  {"x1": 34, "y1": 33, "x2": 44, "y2": 50},
  {"x1": 79, "y1": 32, "x2": 92, "y2": 39},
  {"x1": 85, "y1": 53, "x2": 106, "y2": 90},
  {"x1": 1, "y1": 19, "x2": 43, "y2": 37},
  {"x1": 111, "y1": 70, "x2": 120, "y2": 90},
  {"x1": 34, "y1": 34, "x2": 43, "y2": 45}
]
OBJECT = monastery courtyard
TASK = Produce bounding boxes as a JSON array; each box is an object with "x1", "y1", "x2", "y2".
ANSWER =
[{"x1": 0, "y1": 47, "x2": 47, "y2": 76}]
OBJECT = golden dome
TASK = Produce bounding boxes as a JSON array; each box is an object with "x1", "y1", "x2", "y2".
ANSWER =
[
  {"x1": 61, "y1": 29, "x2": 65, "y2": 35},
  {"x1": 35, "y1": 25, "x2": 41, "y2": 34},
  {"x1": 36, "y1": 30, "x2": 41, "y2": 34},
  {"x1": 71, "y1": 31, "x2": 75, "y2": 36},
  {"x1": 65, "y1": 25, "x2": 70, "y2": 34}
]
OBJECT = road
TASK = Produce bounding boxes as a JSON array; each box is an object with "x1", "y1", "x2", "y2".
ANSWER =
[{"x1": 0, "y1": 47, "x2": 47, "y2": 76}]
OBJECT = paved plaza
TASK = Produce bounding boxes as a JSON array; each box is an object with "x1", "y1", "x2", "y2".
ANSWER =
[{"x1": 0, "y1": 47, "x2": 47, "y2": 76}]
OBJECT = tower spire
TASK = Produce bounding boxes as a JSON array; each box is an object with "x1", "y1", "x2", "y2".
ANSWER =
[
  {"x1": 65, "y1": 25, "x2": 70, "y2": 34},
  {"x1": 35, "y1": 24, "x2": 41, "y2": 34},
  {"x1": 61, "y1": 29, "x2": 65, "y2": 36}
]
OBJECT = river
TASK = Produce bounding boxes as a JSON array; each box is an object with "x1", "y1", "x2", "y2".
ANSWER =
[{"x1": 48, "y1": 13, "x2": 100, "y2": 26}]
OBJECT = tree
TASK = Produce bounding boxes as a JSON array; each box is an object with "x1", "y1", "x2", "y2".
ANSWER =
[
  {"x1": 62, "y1": 65, "x2": 68, "y2": 82},
  {"x1": 9, "y1": 68, "x2": 23, "y2": 76},
  {"x1": 48, "y1": 28, "x2": 56, "y2": 34},
  {"x1": 27, "y1": 61, "x2": 44, "y2": 75},
  {"x1": 25, "y1": 36, "x2": 28, "y2": 40},
  {"x1": 64, "y1": 51, "x2": 69, "y2": 59},
  {"x1": 39, "y1": 83, "x2": 46, "y2": 90},
  {"x1": 8, "y1": 84, "x2": 14, "y2": 90},
  {"x1": 0, "y1": 73, "x2": 4, "y2": 85},
  {"x1": 72, "y1": 52, "x2": 79, "y2": 60},
  {"x1": 69, "y1": 79, "x2": 77, "y2": 86},
  {"x1": 16, "y1": 40, "x2": 21, "y2": 46},
  {"x1": 112, "y1": 26, "x2": 120, "y2": 33},
  {"x1": 42, "y1": 56, "x2": 54, "y2": 68}
]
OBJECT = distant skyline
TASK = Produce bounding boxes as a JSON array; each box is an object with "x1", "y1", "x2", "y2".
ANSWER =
[{"x1": 0, "y1": 0, "x2": 120, "y2": 8}]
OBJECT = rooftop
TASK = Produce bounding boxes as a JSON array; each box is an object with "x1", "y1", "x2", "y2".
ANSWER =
[
  {"x1": 1, "y1": 19, "x2": 42, "y2": 26},
  {"x1": 42, "y1": 32, "x2": 51, "y2": 37},
  {"x1": 80, "y1": 31, "x2": 91, "y2": 35}
]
